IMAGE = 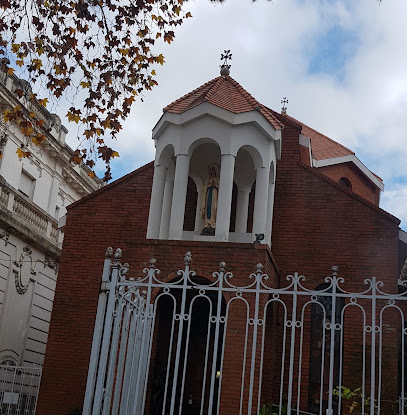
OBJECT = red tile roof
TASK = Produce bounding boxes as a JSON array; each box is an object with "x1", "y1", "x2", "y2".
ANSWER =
[
  {"x1": 164, "y1": 75, "x2": 284, "y2": 131},
  {"x1": 270, "y1": 111, "x2": 355, "y2": 160},
  {"x1": 164, "y1": 75, "x2": 378, "y2": 179}
]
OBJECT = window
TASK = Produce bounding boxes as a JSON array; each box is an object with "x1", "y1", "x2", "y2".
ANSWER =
[
  {"x1": 339, "y1": 177, "x2": 352, "y2": 190},
  {"x1": 18, "y1": 171, "x2": 35, "y2": 200}
]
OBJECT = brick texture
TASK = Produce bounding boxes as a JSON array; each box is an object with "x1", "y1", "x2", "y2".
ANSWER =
[{"x1": 37, "y1": 122, "x2": 401, "y2": 414}]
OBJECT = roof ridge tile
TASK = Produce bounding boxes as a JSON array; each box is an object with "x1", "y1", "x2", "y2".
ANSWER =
[{"x1": 204, "y1": 76, "x2": 224, "y2": 101}]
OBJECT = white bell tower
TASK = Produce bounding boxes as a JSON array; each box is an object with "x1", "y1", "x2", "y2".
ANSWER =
[{"x1": 147, "y1": 54, "x2": 282, "y2": 246}]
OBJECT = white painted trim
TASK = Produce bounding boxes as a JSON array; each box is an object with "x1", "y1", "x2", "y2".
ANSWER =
[
  {"x1": 400, "y1": 229, "x2": 407, "y2": 244},
  {"x1": 312, "y1": 155, "x2": 384, "y2": 191},
  {"x1": 299, "y1": 134, "x2": 312, "y2": 166},
  {"x1": 152, "y1": 102, "x2": 281, "y2": 158}
]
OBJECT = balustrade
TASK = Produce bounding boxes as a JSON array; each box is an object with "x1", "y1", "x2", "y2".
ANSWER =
[{"x1": 0, "y1": 181, "x2": 62, "y2": 247}]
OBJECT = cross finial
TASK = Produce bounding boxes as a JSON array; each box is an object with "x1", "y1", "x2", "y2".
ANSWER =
[
  {"x1": 220, "y1": 50, "x2": 232, "y2": 76},
  {"x1": 281, "y1": 97, "x2": 288, "y2": 114}
]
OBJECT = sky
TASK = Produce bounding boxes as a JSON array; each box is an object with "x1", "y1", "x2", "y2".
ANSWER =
[{"x1": 61, "y1": 0, "x2": 407, "y2": 231}]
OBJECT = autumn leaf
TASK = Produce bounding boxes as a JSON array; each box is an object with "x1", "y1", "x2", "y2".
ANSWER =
[
  {"x1": 16, "y1": 148, "x2": 31, "y2": 158},
  {"x1": 32, "y1": 59, "x2": 42, "y2": 70},
  {"x1": 38, "y1": 98, "x2": 48, "y2": 107},
  {"x1": 66, "y1": 111, "x2": 81, "y2": 123},
  {"x1": 32, "y1": 134, "x2": 46, "y2": 145},
  {"x1": 16, "y1": 60, "x2": 24, "y2": 67},
  {"x1": 84, "y1": 129, "x2": 93, "y2": 138},
  {"x1": 87, "y1": 171, "x2": 96, "y2": 178},
  {"x1": 155, "y1": 54, "x2": 165, "y2": 65},
  {"x1": 111, "y1": 151, "x2": 120, "y2": 158},
  {"x1": 7, "y1": 68, "x2": 14, "y2": 75},
  {"x1": 80, "y1": 81, "x2": 90, "y2": 88}
]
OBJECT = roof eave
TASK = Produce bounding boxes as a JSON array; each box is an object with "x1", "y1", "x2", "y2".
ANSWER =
[
  {"x1": 312, "y1": 155, "x2": 384, "y2": 191},
  {"x1": 152, "y1": 102, "x2": 282, "y2": 158}
]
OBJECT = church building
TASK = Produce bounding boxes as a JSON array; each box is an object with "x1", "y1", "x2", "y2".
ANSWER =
[{"x1": 36, "y1": 61, "x2": 407, "y2": 415}]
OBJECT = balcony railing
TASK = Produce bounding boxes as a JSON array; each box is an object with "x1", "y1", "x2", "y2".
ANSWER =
[{"x1": 0, "y1": 180, "x2": 63, "y2": 249}]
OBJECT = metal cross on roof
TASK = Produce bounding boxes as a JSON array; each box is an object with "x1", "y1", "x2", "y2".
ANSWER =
[
  {"x1": 220, "y1": 50, "x2": 232, "y2": 76},
  {"x1": 281, "y1": 97, "x2": 288, "y2": 114}
]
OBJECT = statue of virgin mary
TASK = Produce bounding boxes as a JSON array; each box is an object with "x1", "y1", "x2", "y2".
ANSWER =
[{"x1": 201, "y1": 164, "x2": 219, "y2": 232}]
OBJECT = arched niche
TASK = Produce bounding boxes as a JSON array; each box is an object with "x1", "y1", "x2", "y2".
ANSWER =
[{"x1": 184, "y1": 140, "x2": 221, "y2": 236}]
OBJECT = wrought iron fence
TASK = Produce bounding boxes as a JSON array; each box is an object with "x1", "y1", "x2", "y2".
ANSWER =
[
  {"x1": 0, "y1": 362, "x2": 42, "y2": 415},
  {"x1": 83, "y1": 248, "x2": 407, "y2": 415}
]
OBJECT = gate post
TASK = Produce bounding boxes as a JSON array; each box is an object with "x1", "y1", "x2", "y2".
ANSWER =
[{"x1": 83, "y1": 247, "x2": 121, "y2": 415}]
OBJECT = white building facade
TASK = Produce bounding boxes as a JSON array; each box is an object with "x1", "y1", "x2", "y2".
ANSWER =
[{"x1": 0, "y1": 71, "x2": 102, "y2": 365}]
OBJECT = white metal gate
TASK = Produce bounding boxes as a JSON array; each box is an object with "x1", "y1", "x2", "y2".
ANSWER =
[
  {"x1": 0, "y1": 362, "x2": 42, "y2": 415},
  {"x1": 83, "y1": 248, "x2": 407, "y2": 415}
]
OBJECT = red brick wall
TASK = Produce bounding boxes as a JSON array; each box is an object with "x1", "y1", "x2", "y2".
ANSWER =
[
  {"x1": 271, "y1": 125, "x2": 400, "y2": 409},
  {"x1": 318, "y1": 162, "x2": 379, "y2": 205}
]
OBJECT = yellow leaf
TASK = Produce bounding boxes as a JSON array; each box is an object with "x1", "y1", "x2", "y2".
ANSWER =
[
  {"x1": 16, "y1": 60, "x2": 24, "y2": 67},
  {"x1": 103, "y1": 119, "x2": 111, "y2": 129},
  {"x1": 95, "y1": 128, "x2": 102, "y2": 136},
  {"x1": 80, "y1": 81, "x2": 90, "y2": 88},
  {"x1": 155, "y1": 54, "x2": 165, "y2": 65},
  {"x1": 119, "y1": 48, "x2": 129, "y2": 56},
  {"x1": 156, "y1": 33, "x2": 162, "y2": 39},
  {"x1": 112, "y1": 151, "x2": 120, "y2": 158},
  {"x1": 151, "y1": 69, "x2": 156, "y2": 76},
  {"x1": 66, "y1": 111, "x2": 81, "y2": 123},
  {"x1": 11, "y1": 43, "x2": 20, "y2": 53},
  {"x1": 84, "y1": 129, "x2": 93, "y2": 138},
  {"x1": 16, "y1": 148, "x2": 30, "y2": 158},
  {"x1": 38, "y1": 98, "x2": 48, "y2": 107},
  {"x1": 29, "y1": 112, "x2": 36, "y2": 118},
  {"x1": 151, "y1": 15, "x2": 158, "y2": 21},
  {"x1": 87, "y1": 171, "x2": 96, "y2": 178},
  {"x1": 0, "y1": 151, "x2": 2, "y2": 159},
  {"x1": 7, "y1": 68, "x2": 14, "y2": 75},
  {"x1": 32, "y1": 59, "x2": 42, "y2": 70},
  {"x1": 174, "y1": 6, "x2": 181, "y2": 15},
  {"x1": 54, "y1": 64, "x2": 61, "y2": 75}
]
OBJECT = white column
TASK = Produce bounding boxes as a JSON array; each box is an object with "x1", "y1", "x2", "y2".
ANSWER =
[
  {"x1": 252, "y1": 166, "x2": 270, "y2": 242},
  {"x1": 159, "y1": 178, "x2": 174, "y2": 239},
  {"x1": 265, "y1": 182, "x2": 275, "y2": 246},
  {"x1": 168, "y1": 154, "x2": 190, "y2": 240},
  {"x1": 146, "y1": 165, "x2": 167, "y2": 239},
  {"x1": 215, "y1": 154, "x2": 235, "y2": 242},
  {"x1": 235, "y1": 188, "x2": 250, "y2": 234}
]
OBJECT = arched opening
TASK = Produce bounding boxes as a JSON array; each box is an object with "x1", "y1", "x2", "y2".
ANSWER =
[
  {"x1": 339, "y1": 177, "x2": 352, "y2": 190},
  {"x1": 150, "y1": 276, "x2": 226, "y2": 414},
  {"x1": 183, "y1": 177, "x2": 198, "y2": 231},
  {"x1": 186, "y1": 141, "x2": 221, "y2": 236},
  {"x1": 308, "y1": 283, "x2": 344, "y2": 414}
]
